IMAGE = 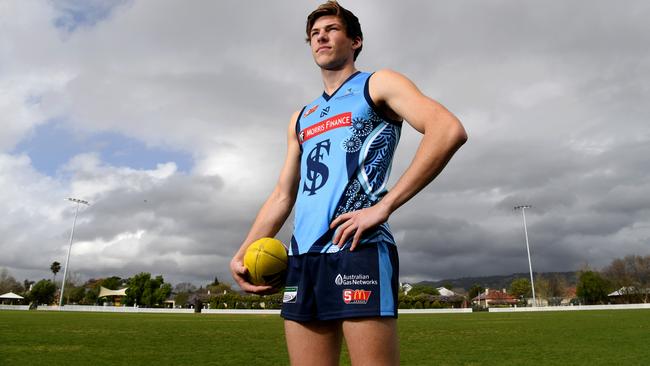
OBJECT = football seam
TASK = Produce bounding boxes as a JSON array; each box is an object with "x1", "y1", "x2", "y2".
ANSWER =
[
  {"x1": 254, "y1": 246, "x2": 261, "y2": 284},
  {"x1": 260, "y1": 243, "x2": 288, "y2": 264},
  {"x1": 262, "y1": 251, "x2": 287, "y2": 265}
]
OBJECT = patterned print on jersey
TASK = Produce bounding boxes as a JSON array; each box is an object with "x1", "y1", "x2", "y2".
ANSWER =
[
  {"x1": 359, "y1": 117, "x2": 400, "y2": 197},
  {"x1": 322, "y1": 108, "x2": 400, "y2": 253},
  {"x1": 334, "y1": 177, "x2": 370, "y2": 219},
  {"x1": 291, "y1": 72, "x2": 402, "y2": 255},
  {"x1": 342, "y1": 135, "x2": 363, "y2": 153},
  {"x1": 351, "y1": 117, "x2": 373, "y2": 137}
]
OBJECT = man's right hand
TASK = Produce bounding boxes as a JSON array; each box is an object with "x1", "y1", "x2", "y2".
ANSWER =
[{"x1": 230, "y1": 256, "x2": 274, "y2": 294}]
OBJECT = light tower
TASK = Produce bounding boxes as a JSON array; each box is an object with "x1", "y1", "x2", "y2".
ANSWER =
[
  {"x1": 59, "y1": 197, "x2": 89, "y2": 308},
  {"x1": 514, "y1": 205, "x2": 537, "y2": 307}
]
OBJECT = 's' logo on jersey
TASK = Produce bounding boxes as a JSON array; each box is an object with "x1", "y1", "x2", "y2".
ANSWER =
[{"x1": 303, "y1": 139, "x2": 330, "y2": 196}]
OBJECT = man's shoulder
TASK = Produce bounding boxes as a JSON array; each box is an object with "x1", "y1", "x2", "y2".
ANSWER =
[
  {"x1": 370, "y1": 68, "x2": 408, "y2": 86},
  {"x1": 368, "y1": 68, "x2": 415, "y2": 104}
]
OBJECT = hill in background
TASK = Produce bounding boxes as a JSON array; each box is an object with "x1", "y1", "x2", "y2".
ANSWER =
[{"x1": 416, "y1": 271, "x2": 578, "y2": 292}]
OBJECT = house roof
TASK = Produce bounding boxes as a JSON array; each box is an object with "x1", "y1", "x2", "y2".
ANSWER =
[
  {"x1": 0, "y1": 292, "x2": 24, "y2": 299},
  {"x1": 564, "y1": 286, "x2": 577, "y2": 298},
  {"x1": 608, "y1": 286, "x2": 650, "y2": 297},
  {"x1": 472, "y1": 289, "x2": 517, "y2": 302}
]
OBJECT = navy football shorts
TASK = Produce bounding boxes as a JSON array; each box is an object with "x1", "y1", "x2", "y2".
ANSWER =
[{"x1": 280, "y1": 242, "x2": 399, "y2": 321}]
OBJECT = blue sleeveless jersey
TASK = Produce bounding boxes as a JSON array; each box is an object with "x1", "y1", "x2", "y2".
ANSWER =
[{"x1": 290, "y1": 71, "x2": 402, "y2": 256}]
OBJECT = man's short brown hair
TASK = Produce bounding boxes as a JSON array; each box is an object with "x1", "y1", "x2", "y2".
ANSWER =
[{"x1": 306, "y1": 1, "x2": 363, "y2": 61}]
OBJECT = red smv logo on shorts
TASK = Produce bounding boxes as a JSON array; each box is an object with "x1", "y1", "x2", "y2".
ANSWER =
[{"x1": 342, "y1": 289, "x2": 372, "y2": 304}]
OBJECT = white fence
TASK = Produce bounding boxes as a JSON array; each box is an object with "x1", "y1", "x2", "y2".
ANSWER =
[
  {"x1": 201, "y1": 309, "x2": 473, "y2": 315},
  {"x1": 0, "y1": 305, "x2": 30, "y2": 311},
  {"x1": 19, "y1": 304, "x2": 650, "y2": 314},
  {"x1": 27, "y1": 306, "x2": 472, "y2": 315},
  {"x1": 489, "y1": 303, "x2": 650, "y2": 313},
  {"x1": 37, "y1": 305, "x2": 195, "y2": 314},
  {"x1": 399, "y1": 308, "x2": 473, "y2": 314},
  {"x1": 201, "y1": 309, "x2": 281, "y2": 315}
]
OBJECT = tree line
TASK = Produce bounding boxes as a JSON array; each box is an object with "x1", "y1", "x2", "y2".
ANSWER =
[
  {"x1": 2, "y1": 254, "x2": 648, "y2": 308},
  {"x1": 490, "y1": 254, "x2": 650, "y2": 305},
  {"x1": 0, "y1": 268, "x2": 173, "y2": 307}
]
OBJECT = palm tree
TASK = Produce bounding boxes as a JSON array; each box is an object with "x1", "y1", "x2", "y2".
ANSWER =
[{"x1": 50, "y1": 261, "x2": 61, "y2": 283}]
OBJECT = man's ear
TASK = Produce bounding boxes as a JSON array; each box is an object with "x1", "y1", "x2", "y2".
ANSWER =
[{"x1": 352, "y1": 37, "x2": 362, "y2": 50}]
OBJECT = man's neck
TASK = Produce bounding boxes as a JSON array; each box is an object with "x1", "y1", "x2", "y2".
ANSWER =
[{"x1": 321, "y1": 64, "x2": 358, "y2": 96}]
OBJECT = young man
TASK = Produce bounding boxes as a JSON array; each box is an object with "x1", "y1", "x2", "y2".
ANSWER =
[{"x1": 230, "y1": 1, "x2": 467, "y2": 365}]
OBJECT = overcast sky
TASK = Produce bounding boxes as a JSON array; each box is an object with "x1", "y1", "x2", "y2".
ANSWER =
[{"x1": 1, "y1": 0, "x2": 649, "y2": 287}]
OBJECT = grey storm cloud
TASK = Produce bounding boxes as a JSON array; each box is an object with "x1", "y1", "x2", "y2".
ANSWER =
[{"x1": 1, "y1": 0, "x2": 650, "y2": 286}]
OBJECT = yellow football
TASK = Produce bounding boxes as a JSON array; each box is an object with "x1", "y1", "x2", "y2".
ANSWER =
[{"x1": 243, "y1": 237, "x2": 288, "y2": 290}]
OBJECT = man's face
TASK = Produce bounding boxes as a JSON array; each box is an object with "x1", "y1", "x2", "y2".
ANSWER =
[{"x1": 309, "y1": 15, "x2": 360, "y2": 70}]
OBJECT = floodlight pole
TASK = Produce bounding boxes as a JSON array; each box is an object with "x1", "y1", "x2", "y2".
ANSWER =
[
  {"x1": 59, "y1": 198, "x2": 89, "y2": 308},
  {"x1": 514, "y1": 205, "x2": 537, "y2": 307}
]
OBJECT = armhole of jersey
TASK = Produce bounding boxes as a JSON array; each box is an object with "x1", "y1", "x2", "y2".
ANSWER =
[
  {"x1": 363, "y1": 72, "x2": 403, "y2": 126},
  {"x1": 295, "y1": 106, "x2": 306, "y2": 151}
]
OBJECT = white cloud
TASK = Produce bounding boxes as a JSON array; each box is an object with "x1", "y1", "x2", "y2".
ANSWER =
[{"x1": 510, "y1": 81, "x2": 566, "y2": 108}]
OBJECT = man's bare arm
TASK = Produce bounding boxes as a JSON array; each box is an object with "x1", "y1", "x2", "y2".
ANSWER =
[
  {"x1": 230, "y1": 111, "x2": 301, "y2": 293},
  {"x1": 331, "y1": 69, "x2": 467, "y2": 249}
]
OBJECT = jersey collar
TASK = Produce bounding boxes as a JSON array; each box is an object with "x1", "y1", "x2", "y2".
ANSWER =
[{"x1": 321, "y1": 71, "x2": 361, "y2": 102}]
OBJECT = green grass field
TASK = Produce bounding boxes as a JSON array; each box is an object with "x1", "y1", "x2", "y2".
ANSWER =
[{"x1": 1, "y1": 310, "x2": 649, "y2": 365}]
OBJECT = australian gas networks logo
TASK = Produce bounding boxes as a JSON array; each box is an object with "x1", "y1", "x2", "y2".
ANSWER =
[{"x1": 334, "y1": 273, "x2": 378, "y2": 286}]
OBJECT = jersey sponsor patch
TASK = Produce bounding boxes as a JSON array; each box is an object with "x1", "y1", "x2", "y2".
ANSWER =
[
  {"x1": 303, "y1": 104, "x2": 319, "y2": 118},
  {"x1": 283, "y1": 286, "x2": 298, "y2": 303},
  {"x1": 300, "y1": 112, "x2": 352, "y2": 144},
  {"x1": 342, "y1": 289, "x2": 372, "y2": 304},
  {"x1": 334, "y1": 273, "x2": 378, "y2": 286}
]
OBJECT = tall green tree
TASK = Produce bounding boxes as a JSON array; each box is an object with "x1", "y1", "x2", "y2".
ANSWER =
[
  {"x1": 101, "y1": 276, "x2": 123, "y2": 290},
  {"x1": 125, "y1": 272, "x2": 150, "y2": 306},
  {"x1": 408, "y1": 284, "x2": 439, "y2": 297},
  {"x1": 125, "y1": 273, "x2": 171, "y2": 307},
  {"x1": 50, "y1": 261, "x2": 61, "y2": 283},
  {"x1": 174, "y1": 292, "x2": 190, "y2": 307},
  {"x1": 510, "y1": 278, "x2": 531, "y2": 299},
  {"x1": 29, "y1": 280, "x2": 57, "y2": 305},
  {"x1": 576, "y1": 270, "x2": 610, "y2": 305},
  {"x1": 66, "y1": 286, "x2": 86, "y2": 304},
  {"x1": 154, "y1": 282, "x2": 172, "y2": 306},
  {"x1": 82, "y1": 285, "x2": 100, "y2": 305}
]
